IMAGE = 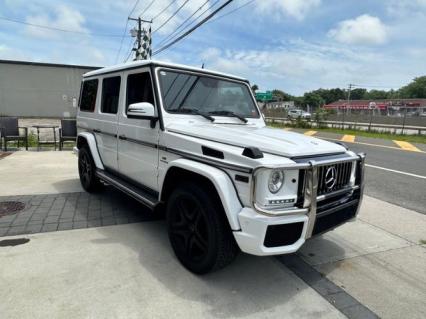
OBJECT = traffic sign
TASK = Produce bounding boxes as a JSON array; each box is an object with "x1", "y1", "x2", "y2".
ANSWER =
[{"x1": 255, "y1": 91, "x2": 273, "y2": 101}]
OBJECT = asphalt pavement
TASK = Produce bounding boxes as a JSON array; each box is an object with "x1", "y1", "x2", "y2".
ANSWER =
[
  {"x1": 347, "y1": 142, "x2": 426, "y2": 214},
  {"x1": 291, "y1": 128, "x2": 426, "y2": 215}
]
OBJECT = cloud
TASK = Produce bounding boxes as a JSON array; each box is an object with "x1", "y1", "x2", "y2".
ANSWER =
[
  {"x1": 387, "y1": 0, "x2": 426, "y2": 17},
  {"x1": 24, "y1": 4, "x2": 88, "y2": 39},
  {"x1": 255, "y1": 0, "x2": 321, "y2": 20},
  {"x1": 198, "y1": 39, "x2": 419, "y2": 94},
  {"x1": 328, "y1": 14, "x2": 388, "y2": 45},
  {"x1": 0, "y1": 45, "x2": 30, "y2": 61}
]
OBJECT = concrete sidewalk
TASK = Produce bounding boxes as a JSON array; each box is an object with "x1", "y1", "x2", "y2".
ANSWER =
[
  {"x1": 0, "y1": 223, "x2": 345, "y2": 319},
  {"x1": 1, "y1": 151, "x2": 425, "y2": 318},
  {"x1": 0, "y1": 151, "x2": 82, "y2": 196},
  {"x1": 299, "y1": 196, "x2": 426, "y2": 319}
]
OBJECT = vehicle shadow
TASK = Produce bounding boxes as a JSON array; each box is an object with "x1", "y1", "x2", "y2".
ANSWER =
[
  {"x1": 51, "y1": 178, "x2": 84, "y2": 194},
  {"x1": 58, "y1": 185, "x2": 349, "y2": 318},
  {"x1": 92, "y1": 219, "x2": 319, "y2": 318}
]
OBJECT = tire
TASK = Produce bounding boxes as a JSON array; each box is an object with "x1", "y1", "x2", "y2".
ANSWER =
[
  {"x1": 166, "y1": 182, "x2": 239, "y2": 274},
  {"x1": 78, "y1": 146, "x2": 103, "y2": 192}
]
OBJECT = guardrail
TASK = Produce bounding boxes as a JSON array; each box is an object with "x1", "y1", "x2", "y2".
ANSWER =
[{"x1": 265, "y1": 117, "x2": 426, "y2": 135}]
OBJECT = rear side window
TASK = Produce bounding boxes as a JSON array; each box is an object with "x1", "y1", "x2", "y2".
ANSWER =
[
  {"x1": 80, "y1": 79, "x2": 98, "y2": 112},
  {"x1": 126, "y1": 72, "x2": 154, "y2": 112},
  {"x1": 101, "y1": 76, "x2": 121, "y2": 114}
]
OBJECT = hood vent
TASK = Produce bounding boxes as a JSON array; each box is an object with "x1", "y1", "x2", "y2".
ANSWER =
[
  {"x1": 242, "y1": 147, "x2": 263, "y2": 159},
  {"x1": 202, "y1": 146, "x2": 224, "y2": 159}
]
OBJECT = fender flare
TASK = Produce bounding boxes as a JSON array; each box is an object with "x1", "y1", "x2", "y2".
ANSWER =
[
  {"x1": 76, "y1": 132, "x2": 104, "y2": 170},
  {"x1": 161, "y1": 158, "x2": 243, "y2": 230}
]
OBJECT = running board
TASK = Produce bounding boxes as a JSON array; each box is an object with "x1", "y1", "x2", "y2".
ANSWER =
[{"x1": 95, "y1": 169, "x2": 159, "y2": 209}]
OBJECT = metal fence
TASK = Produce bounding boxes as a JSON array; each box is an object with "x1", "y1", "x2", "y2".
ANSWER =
[{"x1": 263, "y1": 109, "x2": 426, "y2": 135}]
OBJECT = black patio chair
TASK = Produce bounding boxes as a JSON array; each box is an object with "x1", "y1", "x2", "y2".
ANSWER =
[
  {"x1": 0, "y1": 117, "x2": 28, "y2": 151},
  {"x1": 59, "y1": 119, "x2": 77, "y2": 150}
]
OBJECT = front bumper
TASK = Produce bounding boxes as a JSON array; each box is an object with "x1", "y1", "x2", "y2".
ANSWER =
[
  {"x1": 233, "y1": 208, "x2": 309, "y2": 255},
  {"x1": 233, "y1": 153, "x2": 365, "y2": 256}
]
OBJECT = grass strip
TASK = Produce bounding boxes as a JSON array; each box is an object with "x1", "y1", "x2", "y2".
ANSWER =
[{"x1": 267, "y1": 121, "x2": 426, "y2": 144}]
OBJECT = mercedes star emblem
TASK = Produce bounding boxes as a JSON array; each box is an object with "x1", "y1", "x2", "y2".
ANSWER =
[{"x1": 325, "y1": 166, "x2": 337, "y2": 190}]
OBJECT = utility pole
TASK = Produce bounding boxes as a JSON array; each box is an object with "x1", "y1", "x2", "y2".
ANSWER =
[
  {"x1": 347, "y1": 83, "x2": 353, "y2": 114},
  {"x1": 342, "y1": 84, "x2": 353, "y2": 129},
  {"x1": 129, "y1": 17, "x2": 152, "y2": 60}
]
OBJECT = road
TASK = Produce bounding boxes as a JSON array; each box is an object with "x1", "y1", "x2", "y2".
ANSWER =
[
  {"x1": 345, "y1": 142, "x2": 425, "y2": 213},
  {"x1": 307, "y1": 132, "x2": 426, "y2": 215}
]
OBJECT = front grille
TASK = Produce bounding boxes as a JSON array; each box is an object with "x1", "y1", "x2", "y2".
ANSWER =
[
  {"x1": 295, "y1": 161, "x2": 355, "y2": 208},
  {"x1": 295, "y1": 169, "x2": 306, "y2": 208},
  {"x1": 317, "y1": 161, "x2": 352, "y2": 195}
]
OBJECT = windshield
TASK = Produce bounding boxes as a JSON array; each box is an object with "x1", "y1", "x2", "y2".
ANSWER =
[{"x1": 158, "y1": 69, "x2": 260, "y2": 118}]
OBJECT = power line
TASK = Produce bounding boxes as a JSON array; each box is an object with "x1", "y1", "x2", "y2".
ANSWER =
[
  {"x1": 124, "y1": 39, "x2": 137, "y2": 62},
  {"x1": 156, "y1": 0, "x2": 221, "y2": 50},
  {"x1": 139, "y1": 0, "x2": 156, "y2": 17},
  {"x1": 115, "y1": 0, "x2": 142, "y2": 63},
  {"x1": 129, "y1": 0, "x2": 142, "y2": 16},
  {"x1": 157, "y1": 0, "x2": 255, "y2": 50},
  {"x1": 154, "y1": 0, "x2": 235, "y2": 56},
  {"x1": 153, "y1": 0, "x2": 190, "y2": 34},
  {"x1": 0, "y1": 15, "x2": 125, "y2": 37},
  {"x1": 205, "y1": 0, "x2": 256, "y2": 24},
  {"x1": 156, "y1": 0, "x2": 212, "y2": 47},
  {"x1": 152, "y1": 0, "x2": 178, "y2": 20}
]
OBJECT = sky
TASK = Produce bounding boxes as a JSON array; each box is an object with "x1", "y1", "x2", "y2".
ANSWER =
[{"x1": 0, "y1": 0, "x2": 425, "y2": 95}]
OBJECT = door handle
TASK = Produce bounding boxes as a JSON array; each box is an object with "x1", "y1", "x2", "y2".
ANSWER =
[
  {"x1": 93, "y1": 129, "x2": 101, "y2": 133},
  {"x1": 119, "y1": 135, "x2": 127, "y2": 140}
]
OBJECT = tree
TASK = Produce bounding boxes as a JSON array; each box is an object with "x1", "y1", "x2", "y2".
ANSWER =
[
  {"x1": 251, "y1": 84, "x2": 259, "y2": 93},
  {"x1": 399, "y1": 76, "x2": 426, "y2": 98},
  {"x1": 364, "y1": 89, "x2": 388, "y2": 100},
  {"x1": 311, "y1": 88, "x2": 346, "y2": 104},
  {"x1": 327, "y1": 88, "x2": 346, "y2": 103},
  {"x1": 293, "y1": 96, "x2": 304, "y2": 107},
  {"x1": 272, "y1": 89, "x2": 293, "y2": 101},
  {"x1": 302, "y1": 92, "x2": 325, "y2": 110},
  {"x1": 349, "y1": 88, "x2": 367, "y2": 100}
]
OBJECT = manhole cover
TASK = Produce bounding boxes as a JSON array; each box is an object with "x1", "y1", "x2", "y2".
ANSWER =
[{"x1": 0, "y1": 201, "x2": 26, "y2": 217}]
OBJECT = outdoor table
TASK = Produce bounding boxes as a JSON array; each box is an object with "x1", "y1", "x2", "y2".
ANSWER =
[{"x1": 32, "y1": 125, "x2": 59, "y2": 151}]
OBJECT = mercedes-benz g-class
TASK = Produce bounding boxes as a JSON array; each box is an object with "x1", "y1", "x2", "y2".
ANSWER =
[{"x1": 75, "y1": 60, "x2": 365, "y2": 274}]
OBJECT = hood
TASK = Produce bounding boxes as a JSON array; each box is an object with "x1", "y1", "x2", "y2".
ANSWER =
[{"x1": 167, "y1": 123, "x2": 346, "y2": 158}]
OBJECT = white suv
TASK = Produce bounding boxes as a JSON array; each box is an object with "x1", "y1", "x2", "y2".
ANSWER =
[{"x1": 75, "y1": 60, "x2": 365, "y2": 274}]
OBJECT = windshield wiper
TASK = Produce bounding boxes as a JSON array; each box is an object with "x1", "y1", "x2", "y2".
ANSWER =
[
  {"x1": 208, "y1": 110, "x2": 248, "y2": 123},
  {"x1": 170, "y1": 108, "x2": 215, "y2": 122}
]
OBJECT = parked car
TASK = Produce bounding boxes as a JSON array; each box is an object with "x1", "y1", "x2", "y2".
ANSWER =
[
  {"x1": 288, "y1": 109, "x2": 311, "y2": 119},
  {"x1": 75, "y1": 60, "x2": 365, "y2": 274}
]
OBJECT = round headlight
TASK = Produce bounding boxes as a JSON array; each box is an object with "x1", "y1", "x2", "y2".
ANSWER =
[{"x1": 268, "y1": 169, "x2": 285, "y2": 194}]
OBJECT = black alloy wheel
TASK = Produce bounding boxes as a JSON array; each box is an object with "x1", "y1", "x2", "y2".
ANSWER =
[
  {"x1": 78, "y1": 146, "x2": 103, "y2": 192},
  {"x1": 170, "y1": 194, "x2": 209, "y2": 263},
  {"x1": 167, "y1": 182, "x2": 238, "y2": 274}
]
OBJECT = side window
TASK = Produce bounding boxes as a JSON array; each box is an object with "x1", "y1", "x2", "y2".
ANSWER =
[
  {"x1": 101, "y1": 76, "x2": 121, "y2": 114},
  {"x1": 126, "y1": 72, "x2": 154, "y2": 112},
  {"x1": 80, "y1": 79, "x2": 98, "y2": 112}
]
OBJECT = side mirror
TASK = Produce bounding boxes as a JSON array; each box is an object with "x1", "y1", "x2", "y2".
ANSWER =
[{"x1": 127, "y1": 102, "x2": 156, "y2": 118}]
